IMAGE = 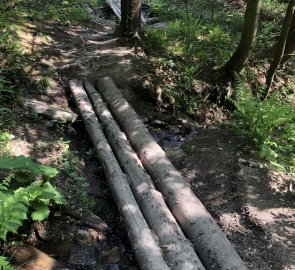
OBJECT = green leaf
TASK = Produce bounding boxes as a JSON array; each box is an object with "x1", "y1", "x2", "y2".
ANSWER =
[
  {"x1": 0, "y1": 256, "x2": 15, "y2": 270},
  {"x1": 31, "y1": 202, "x2": 50, "y2": 221},
  {"x1": 0, "y1": 155, "x2": 58, "y2": 178},
  {"x1": 0, "y1": 132, "x2": 13, "y2": 141}
]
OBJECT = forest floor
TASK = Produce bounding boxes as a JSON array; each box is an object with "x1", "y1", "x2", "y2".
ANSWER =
[{"x1": 5, "y1": 10, "x2": 295, "y2": 270}]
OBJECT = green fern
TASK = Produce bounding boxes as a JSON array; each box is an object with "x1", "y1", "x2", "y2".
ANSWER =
[
  {"x1": 0, "y1": 256, "x2": 14, "y2": 270},
  {"x1": 0, "y1": 156, "x2": 65, "y2": 241},
  {"x1": 231, "y1": 74, "x2": 295, "y2": 172},
  {"x1": 0, "y1": 180, "x2": 64, "y2": 240}
]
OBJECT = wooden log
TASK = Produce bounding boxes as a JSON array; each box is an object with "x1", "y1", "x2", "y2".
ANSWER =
[
  {"x1": 9, "y1": 245, "x2": 64, "y2": 270},
  {"x1": 69, "y1": 79, "x2": 170, "y2": 270},
  {"x1": 20, "y1": 99, "x2": 78, "y2": 123},
  {"x1": 84, "y1": 81, "x2": 205, "y2": 270},
  {"x1": 96, "y1": 77, "x2": 249, "y2": 270}
]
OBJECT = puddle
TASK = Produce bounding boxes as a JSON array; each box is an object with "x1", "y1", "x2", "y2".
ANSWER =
[{"x1": 150, "y1": 129, "x2": 199, "y2": 148}]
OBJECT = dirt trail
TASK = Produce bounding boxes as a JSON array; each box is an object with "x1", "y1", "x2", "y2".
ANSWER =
[{"x1": 7, "y1": 12, "x2": 295, "y2": 270}]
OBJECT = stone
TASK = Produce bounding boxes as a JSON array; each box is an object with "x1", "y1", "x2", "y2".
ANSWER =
[
  {"x1": 75, "y1": 230, "x2": 93, "y2": 245},
  {"x1": 101, "y1": 246, "x2": 122, "y2": 266},
  {"x1": 88, "y1": 228, "x2": 106, "y2": 241},
  {"x1": 164, "y1": 146, "x2": 185, "y2": 163},
  {"x1": 68, "y1": 245, "x2": 98, "y2": 270},
  {"x1": 169, "y1": 126, "x2": 181, "y2": 134},
  {"x1": 152, "y1": 119, "x2": 166, "y2": 126}
]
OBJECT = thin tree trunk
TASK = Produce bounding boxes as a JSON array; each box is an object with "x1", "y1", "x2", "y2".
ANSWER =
[
  {"x1": 97, "y1": 77, "x2": 249, "y2": 270},
  {"x1": 224, "y1": 0, "x2": 261, "y2": 75},
  {"x1": 69, "y1": 80, "x2": 170, "y2": 270},
  {"x1": 281, "y1": 12, "x2": 295, "y2": 64},
  {"x1": 116, "y1": 0, "x2": 142, "y2": 37},
  {"x1": 263, "y1": 0, "x2": 295, "y2": 100},
  {"x1": 84, "y1": 81, "x2": 205, "y2": 270}
]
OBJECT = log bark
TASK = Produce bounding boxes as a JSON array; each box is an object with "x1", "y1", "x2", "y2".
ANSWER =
[
  {"x1": 69, "y1": 79, "x2": 170, "y2": 270},
  {"x1": 97, "y1": 77, "x2": 249, "y2": 270},
  {"x1": 84, "y1": 81, "x2": 205, "y2": 270},
  {"x1": 20, "y1": 99, "x2": 78, "y2": 123}
]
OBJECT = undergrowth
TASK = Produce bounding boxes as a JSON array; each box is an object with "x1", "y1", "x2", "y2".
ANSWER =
[
  {"x1": 59, "y1": 139, "x2": 95, "y2": 211},
  {"x1": 231, "y1": 75, "x2": 295, "y2": 173},
  {"x1": 0, "y1": 256, "x2": 14, "y2": 270},
  {"x1": 145, "y1": 1, "x2": 242, "y2": 113},
  {"x1": 0, "y1": 155, "x2": 65, "y2": 240},
  {"x1": 145, "y1": 0, "x2": 294, "y2": 174}
]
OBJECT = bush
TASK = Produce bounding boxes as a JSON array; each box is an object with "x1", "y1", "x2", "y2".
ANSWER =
[
  {"x1": 0, "y1": 155, "x2": 65, "y2": 241},
  {"x1": 231, "y1": 76, "x2": 295, "y2": 172}
]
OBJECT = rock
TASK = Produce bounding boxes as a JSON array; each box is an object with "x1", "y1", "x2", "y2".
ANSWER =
[
  {"x1": 152, "y1": 119, "x2": 166, "y2": 126},
  {"x1": 68, "y1": 245, "x2": 98, "y2": 270},
  {"x1": 9, "y1": 245, "x2": 65, "y2": 270},
  {"x1": 38, "y1": 238, "x2": 73, "y2": 257},
  {"x1": 65, "y1": 208, "x2": 109, "y2": 233},
  {"x1": 169, "y1": 126, "x2": 181, "y2": 134},
  {"x1": 74, "y1": 230, "x2": 94, "y2": 246},
  {"x1": 107, "y1": 265, "x2": 120, "y2": 270},
  {"x1": 164, "y1": 146, "x2": 185, "y2": 163},
  {"x1": 177, "y1": 117, "x2": 200, "y2": 131},
  {"x1": 88, "y1": 228, "x2": 106, "y2": 241},
  {"x1": 101, "y1": 246, "x2": 122, "y2": 266}
]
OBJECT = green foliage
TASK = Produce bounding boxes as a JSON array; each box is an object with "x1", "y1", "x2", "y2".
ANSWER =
[
  {"x1": 0, "y1": 155, "x2": 58, "y2": 179},
  {"x1": 89, "y1": 0, "x2": 105, "y2": 9},
  {"x1": 231, "y1": 75, "x2": 295, "y2": 172},
  {"x1": 0, "y1": 256, "x2": 14, "y2": 270},
  {"x1": 147, "y1": 19, "x2": 236, "y2": 66},
  {"x1": 60, "y1": 140, "x2": 95, "y2": 210},
  {"x1": 262, "y1": 0, "x2": 288, "y2": 15},
  {"x1": 147, "y1": 0, "x2": 181, "y2": 19},
  {"x1": 27, "y1": 0, "x2": 91, "y2": 25},
  {"x1": 38, "y1": 76, "x2": 51, "y2": 92},
  {"x1": 0, "y1": 10, "x2": 24, "y2": 128},
  {"x1": 0, "y1": 156, "x2": 64, "y2": 241},
  {"x1": 0, "y1": 132, "x2": 13, "y2": 156}
]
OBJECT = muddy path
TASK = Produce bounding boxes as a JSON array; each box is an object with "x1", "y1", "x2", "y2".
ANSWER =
[{"x1": 5, "y1": 11, "x2": 295, "y2": 270}]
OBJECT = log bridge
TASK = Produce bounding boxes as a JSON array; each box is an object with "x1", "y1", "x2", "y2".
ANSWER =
[{"x1": 69, "y1": 78, "x2": 249, "y2": 270}]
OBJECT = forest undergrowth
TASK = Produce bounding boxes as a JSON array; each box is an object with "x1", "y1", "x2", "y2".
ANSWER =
[
  {"x1": 144, "y1": 0, "x2": 295, "y2": 174},
  {"x1": 0, "y1": 1, "x2": 101, "y2": 267}
]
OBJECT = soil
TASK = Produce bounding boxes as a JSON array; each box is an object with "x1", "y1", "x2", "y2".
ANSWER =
[{"x1": 3, "y1": 5, "x2": 295, "y2": 270}]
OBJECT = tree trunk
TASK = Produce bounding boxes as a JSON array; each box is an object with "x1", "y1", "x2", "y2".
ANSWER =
[
  {"x1": 84, "y1": 81, "x2": 205, "y2": 270},
  {"x1": 116, "y1": 0, "x2": 142, "y2": 37},
  {"x1": 69, "y1": 80, "x2": 170, "y2": 270},
  {"x1": 262, "y1": 0, "x2": 295, "y2": 100},
  {"x1": 96, "y1": 77, "x2": 249, "y2": 270},
  {"x1": 223, "y1": 0, "x2": 261, "y2": 75},
  {"x1": 281, "y1": 11, "x2": 295, "y2": 64}
]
